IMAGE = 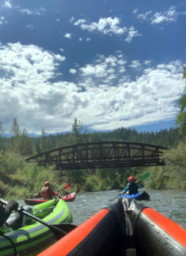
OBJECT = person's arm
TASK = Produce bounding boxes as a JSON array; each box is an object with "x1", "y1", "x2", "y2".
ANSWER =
[
  {"x1": 48, "y1": 188, "x2": 56, "y2": 197},
  {"x1": 39, "y1": 187, "x2": 45, "y2": 198},
  {"x1": 121, "y1": 185, "x2": 129, "y2": 194},
  {"x1": 137, "y1": 183, "x2": 143, "y2": 188}
]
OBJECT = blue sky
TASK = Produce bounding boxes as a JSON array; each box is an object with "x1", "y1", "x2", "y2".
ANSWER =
[{"x1": 0, "y1": 0, "x2": 186, "y2": 134}]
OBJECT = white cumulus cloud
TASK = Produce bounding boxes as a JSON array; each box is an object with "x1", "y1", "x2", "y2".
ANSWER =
[
  {"x1": 125, "y1": 26, "x2": 142, "y2": 43},
  {"x1": 69, "y1": 69, "x2": 77, "y2": 74},
  {"x1": 135, "y1": 6, "x2": 185, "y2": 24},
  {"x1": 74, "y1": 17, "x2": 141, "y2": 42},
  {"x1": 64, "y1": 33, "x2": 72, "y2": 39},
  {"x1": 0, "y1": 16, "x2": 7, "y2": 25},
  {"x1": 74, "y1": 17, "x2": 126, "y2": 35},
  {"x1": 0, "y1": 43, "x2": 184, "y2": 134},
  {"x1": 2, "y1": 1, "x2": 12, "y2": 8},
  {"x1": 151, "y1": 7, "x2": 178, "y2": 24}
]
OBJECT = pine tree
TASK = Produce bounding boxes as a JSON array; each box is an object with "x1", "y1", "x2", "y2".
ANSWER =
[
  {"x1": 72, "y1": 118, "x2": 82, "y2": 144},
  {"x1": 10, "y1": 118, "x2": 21, "y2": 153},
  {"x1": 10, "y1": 118, "x2": 20, "y2": 137},
  {"x1": 0, "y1": 120, "x2": 4, "y2": 150}
]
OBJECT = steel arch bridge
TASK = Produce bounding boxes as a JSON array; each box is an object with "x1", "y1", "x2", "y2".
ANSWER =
[{"x1": 26, "y1": 141, "x2": 166, "y2": 170}]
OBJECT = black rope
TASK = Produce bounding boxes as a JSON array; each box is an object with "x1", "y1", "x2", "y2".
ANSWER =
[{"x1": 0, "y1": 230, "x2": 17, "y2": 256}]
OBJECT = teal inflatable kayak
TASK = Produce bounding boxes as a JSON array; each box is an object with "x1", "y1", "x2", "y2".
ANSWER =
[{"x1": 0, "y1": 199, "x2": 72, "y2": 256}]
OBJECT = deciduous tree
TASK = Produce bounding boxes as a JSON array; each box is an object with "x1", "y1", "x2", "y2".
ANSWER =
[{"x1": 176, "y1": 66, "x2": 186, "y2": 134}]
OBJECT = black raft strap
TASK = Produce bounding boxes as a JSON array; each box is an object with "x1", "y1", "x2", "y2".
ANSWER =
[
  {"x1": 122, "y1": 198, "x2": 148, "y2": 232},
  {"x1": 121, "y1": 198, "x2": 148, "y2": 249}
]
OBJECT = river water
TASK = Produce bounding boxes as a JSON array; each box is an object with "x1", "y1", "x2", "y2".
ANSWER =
[{"x1": 67, "y1": 189, "x2": 186, "y2": 229}]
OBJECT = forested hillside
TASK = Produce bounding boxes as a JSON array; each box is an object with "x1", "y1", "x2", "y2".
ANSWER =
[
  {"x1": 1, "y1": 118, "x2": 182, "y2": 156},
  {"x1": 0, "y1": 117, "x2": 185, "y2": 199}
]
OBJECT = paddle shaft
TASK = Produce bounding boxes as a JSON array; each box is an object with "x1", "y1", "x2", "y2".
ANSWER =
[
  {"x1": 21, "y1": 210, "x2": 77, "y2": 234},
  {"x1": 109, "y1": 195, "x2": 118, "y2": 201},
  {"x1": 21, "y1": 209, "x2": 68, "y2": 235}
]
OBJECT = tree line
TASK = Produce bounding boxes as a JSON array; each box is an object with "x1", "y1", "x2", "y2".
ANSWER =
[
  {"x1": 0, "y1": 117, "x2": 185, "y2": 199},
  {"x1": 0, "y1": 117, "x2": 183, "y2": 157}
]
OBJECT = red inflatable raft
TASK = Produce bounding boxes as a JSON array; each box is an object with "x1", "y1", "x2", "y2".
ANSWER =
[
  {"x1": 24, "y1": 192, "x2": 76, "y2": 205},
  {"x1": 37, "y1": 198, "x2": 186, "y2": 256}
]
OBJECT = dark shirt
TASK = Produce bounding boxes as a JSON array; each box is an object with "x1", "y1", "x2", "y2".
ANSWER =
[{"x1": 122, "y1": 181, "x2": 140, "y2": 195}]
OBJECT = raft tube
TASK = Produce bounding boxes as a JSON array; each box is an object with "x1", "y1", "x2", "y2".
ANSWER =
[
  {"x1": 0, "y1": 199, "x2": 72, "y2": 256},
  {"x1": 37, "y1": 199, "x2": 186, "y2": 256},
  {"x1": 24, "y1": 192, "x2": 76, "y2": 205}
]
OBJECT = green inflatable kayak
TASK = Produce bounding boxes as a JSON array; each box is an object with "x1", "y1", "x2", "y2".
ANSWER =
[{"x1": 0, "y1": 198, "x2": 72, "y2": 256}]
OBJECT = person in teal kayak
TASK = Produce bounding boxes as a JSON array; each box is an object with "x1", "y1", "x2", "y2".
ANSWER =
[{"x1": 121, "y1": 176, "x2": 140, "y2": 195}]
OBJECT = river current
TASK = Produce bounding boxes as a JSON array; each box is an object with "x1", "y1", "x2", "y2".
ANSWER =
[{"x1": 67, "y1": 189, "x2": 186, "y2": 229}]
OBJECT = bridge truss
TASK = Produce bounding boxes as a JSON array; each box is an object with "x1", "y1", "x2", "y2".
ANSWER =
[{"x1": 26, "y1": 141, "x2": 166, "y2": 170}]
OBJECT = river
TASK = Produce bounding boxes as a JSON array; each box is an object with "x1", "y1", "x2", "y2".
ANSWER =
[{"x1": 67, "y1": 189, "x2": 186, "y2": 229}]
